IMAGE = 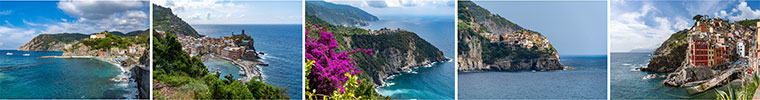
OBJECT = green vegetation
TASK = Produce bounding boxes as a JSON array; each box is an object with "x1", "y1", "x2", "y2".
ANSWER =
[
  {"x1": 153, "y1": 32, "x2": 288, "y2": 99},
  {"x1": 458, "y1": 1, "x2": 557, "y2": 65},
  {"x1": 34, "y1": 33, "x2": 89, "y2": 44},
  {"x1": 307, "y1": 12, "x2": 446, "y2": 86},
  {"x1": 716, "y1": 74, "x2": 760, "y2": 100},
  {"x1": 458, "y1": 1, "x2": 524, "y2": 34},
  {"x1": 305, "y1": 1, "x2": 378, "y2": 26},
  {"x1": 81, "y1": 31, "x2": 148, "y2": 50},
  {"x1": 152, "y1": 4, "x2": 201, "y2": 37},
  {"x1": 736, "y1": 19, "x2": 760, "y2": 27}
]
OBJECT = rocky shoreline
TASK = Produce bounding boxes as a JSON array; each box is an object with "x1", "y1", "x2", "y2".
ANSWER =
[
  {"x1": 375, "y1": 59, "x2": 449, "y2": 88},
  {"x1": 205, "y1": 55, "x2": 266, "y2": 83}
]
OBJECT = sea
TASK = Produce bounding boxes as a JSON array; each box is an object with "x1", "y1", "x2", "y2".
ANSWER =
[
  {"x1": 611, "y1": 52, "x2": 728, "y2": 99},
  {"x1": 0, "y1": 50, "x2": 136, "y2": 98},
  {"x1": 364, "y1": 15, "x2": 456, "y2": 99},
  {"x1": 192, "y1": 24, "x2": 303, "y2": 98},
  {"x1": 458, "y1": 56, "x2": 608, "y2": 99}
]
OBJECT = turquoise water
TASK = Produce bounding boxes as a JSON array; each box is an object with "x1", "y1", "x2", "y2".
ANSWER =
[
  {"x1": 203, "y1": 58, "x2": 246, "y2": 79},
  {"x1": 611, "y1": 53, "x2": 725, "y2": 99},
  {"x1": 366, "y1": 15, "x2": 456, "y2": 99},
  {"x1": 0, "y1": 50, "x2": 133, "y2": 98},
  {"x1": 458, "y1": 56, "x2": 608, "y2": 99},
  {"x1": 192, "y1": 24, "x2": 303, "y2": 98}
]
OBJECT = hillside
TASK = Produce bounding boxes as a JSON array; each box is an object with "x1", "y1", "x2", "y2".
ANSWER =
[
  {"x1": 458, "y1": 1, "x2": 524, "y2": 36},
  {"x1": 152, "y1": 4, "x2": 202, "y2": 37},
  {"x1": 306, "y1": 12, "x2": 447, "y2": 86},
  {"x1": 17, "y1": 29, "x2": 151, "y2": 52},
  {"x1": 306, "y1": 1, "x2": 378, "y2": 27},
  {"x1": 457, "y1": 1, "x2": 564, "y2": 72},
  {"x1": 645, "y1": 17, "x2": 759, "y2": 73},
  {"x1": 17, "y1": 33, "x2": 89, "y2": 51}
]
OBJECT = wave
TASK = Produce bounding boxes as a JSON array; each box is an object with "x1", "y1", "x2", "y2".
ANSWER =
[
  {"x1": 622, "y1": 63, "x2": 632, "y2": 66},
  {"x1": 377, "y1": 88, "x2": 416, "y2": 97},
  {"x1": 100, "y1": 59, "x2": 138, "y2": 99}
]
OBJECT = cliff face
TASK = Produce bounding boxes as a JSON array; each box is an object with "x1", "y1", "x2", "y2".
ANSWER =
[
  {"x1": 644, "y1": 17, "x2": 759, "y2": 93},
  {"x1": 644, "y1": 30, "x2": 688, "y2": 72},
  {"x1": 306, "y1": 10, "x2": 447, "y2": 86},
  {"x1": 306, "y1": 1, "x2": 379, "y2": 27},
  {"x1": 18, "y1": 33, "x2": 88, "y2": 51},
  {"x1": 348, "y1": 31, "x2": 448, "y2": 86},
  {"x1": 457, "y1": 1, "x2": 563, "y2": 72}
]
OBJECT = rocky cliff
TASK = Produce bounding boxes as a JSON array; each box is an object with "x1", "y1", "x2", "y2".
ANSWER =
[
  {"x1": 349, "y1": 31, "x2": 449, "y2": 86},
  {"x1": 457, "y1": 1, "x2": 563, "y2": 72},
  {"x1": 306, "y1": 13, "x2": 447, "y2": 86},
  {"x1": 644, "y1": 17, "x2": 759, "y2": 94},
  {"x1": 18, "y1": 33, "x2": 89, "y2": 51}
]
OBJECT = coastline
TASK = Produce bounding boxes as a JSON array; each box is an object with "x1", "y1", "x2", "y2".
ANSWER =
[
  {"x1": 375, "y1": 59, "x2": 447, "y2": 89},
  {"x1": 39, "y1": 55, "x2": 138, "y2": 98},
  {"x1": 205, "y1": 55, "x2": 265, "y2": 83}
]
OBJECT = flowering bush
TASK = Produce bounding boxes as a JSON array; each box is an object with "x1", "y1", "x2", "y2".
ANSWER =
[{"x1": 305, "y1": 24, "x2": 373, "y2": 98}]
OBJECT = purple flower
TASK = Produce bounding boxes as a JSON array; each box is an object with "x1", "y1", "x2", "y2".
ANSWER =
[{"x1": 305, "y1": 24, "x2": 373, "y2": 95}]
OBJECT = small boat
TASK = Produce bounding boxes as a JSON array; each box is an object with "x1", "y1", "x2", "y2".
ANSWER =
[
  {"x1": 23, "y1": 54, "x2": 30, "y2": 56},
  {"x1": 5, "y1": 52, "x2": 12, "y2": 55},
  {"x1": 238, "y1": 71, "x2": 246, "y2": 75}
]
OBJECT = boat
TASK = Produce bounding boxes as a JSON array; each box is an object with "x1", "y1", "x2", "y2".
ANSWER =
[
  {"x1": 5, "y1": 52, "x2": 12, "y2": 55},
  {"x1": 23, "y1": 54, "x2": 30, "y2": 56},
  {"x1": 238, "y1": 71, "x2": 246, "y2": 75}
]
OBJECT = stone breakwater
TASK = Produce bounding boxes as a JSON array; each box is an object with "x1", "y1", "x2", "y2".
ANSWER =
[{"x1": 209, "y1": 56, "x2": 265, "y2": 83}]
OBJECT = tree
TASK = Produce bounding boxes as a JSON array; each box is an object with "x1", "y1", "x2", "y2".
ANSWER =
[{"x1": 693, "y1": 15, "x2": 703, "y2": 21}]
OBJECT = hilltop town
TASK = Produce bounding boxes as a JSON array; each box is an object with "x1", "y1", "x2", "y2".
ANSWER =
[
  {"x1": 479, "y1": 30, "x2": 552, "y2": 50},
  {"x1": 457, "y1": 1, "x2": 564, "y2": 72},
  {"x1": 643, "y1": 15, "x2": 759, "y2": 94},
  {"x1": 157, "y1": 29, "x2": 266, "y2": 83}
]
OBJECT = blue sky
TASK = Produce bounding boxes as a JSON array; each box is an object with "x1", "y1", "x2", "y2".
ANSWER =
[
  {"x1": 327, "y1": 0, "x2": 455, "y2": 16},
  {"x1": 152, "y1": 0, "x2": 302, "y2": 24},
  {"x1": 610, "y1": 0, "x2": 760, "y2": 52},
  {"x1": 0, "y1": 1, "x2": 149, "y2": 50},
  {"x1": 473, "y1": 1, "x2": 607, "y2": 56}
]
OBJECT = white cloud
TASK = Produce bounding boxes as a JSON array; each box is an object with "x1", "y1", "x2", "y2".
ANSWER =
[
  {"x1": 0, "y1": 26, "x2": 38, "y2": 49},
  {"x1": 55, "y1": 0, "x2": 148, "y2": 33},
  {"x1": 610, "y1": 3, "x2": 690, "y2": 52},
  {"x1": 0, "y1": 10, "x2": 11, "y2": 15},
  {"x1": 4, "y1": 20, "x2": 12, "y2": 27},
  {"x1": 22, "y1": 19, "x2": 42, "y2": 26},
  {"x1": 722, "y1": 2, "x2": 760, "y2": 21},
  {"x1": 58, "y1": 0, "x2": 144, "y2": 20},
  {"x1": 153, "y1": 0, "x2": 252, "y2": 24}
]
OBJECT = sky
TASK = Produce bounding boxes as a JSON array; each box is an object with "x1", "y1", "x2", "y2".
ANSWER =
[
  {"x1": 326, "y1": 0, "x2": 455, "y2": 16},
  {"x1": 474, "y1": 1, "x2": 608, "y2": 56},
  {"x1": 152, "y1": 0, "x2": 302, "y2": 24},
  {"x1": 610, "y1": 0, "x2": 760, "y2": 52},
  {"x1": 0, "y1": 0, "x2": 149, "y2": 50}
]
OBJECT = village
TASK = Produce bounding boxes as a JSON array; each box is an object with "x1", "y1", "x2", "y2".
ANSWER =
[
  {"x1": 160, "y1": 30, "x2": 266, "y2": 83},
  {"x1": 479, "y1": 30, "x2": 552, "y2": 50},
  {"x1": 685, "y1": 17, "x2": 759, "y2": 71},
  {"x1": 662, "y1": 16, "x2": 760, "y2": 94}
]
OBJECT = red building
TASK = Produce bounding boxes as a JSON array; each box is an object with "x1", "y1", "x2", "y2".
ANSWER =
[{"x1": 690, "y1": 40, "x2": 710, "y2": 67}]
